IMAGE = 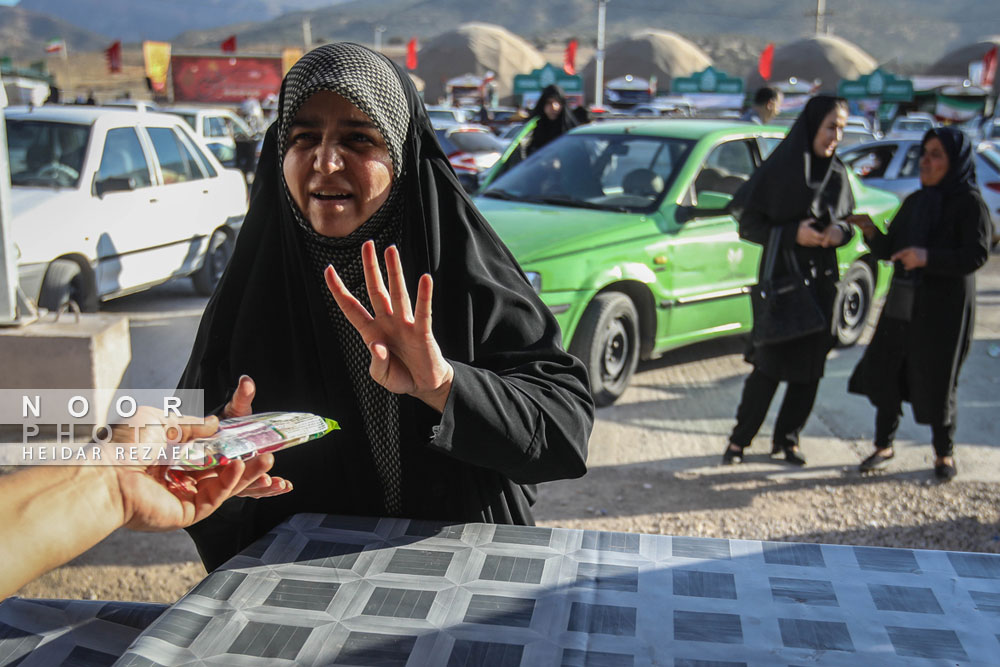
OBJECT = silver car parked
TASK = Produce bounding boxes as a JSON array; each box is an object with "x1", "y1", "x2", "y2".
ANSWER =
[{"x1": 840, "y1": 135, "x2": 1000, "y2": 246}]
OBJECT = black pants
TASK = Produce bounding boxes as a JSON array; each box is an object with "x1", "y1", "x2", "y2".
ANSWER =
[
  {"x1": 730, "y1": 368, "x2": 820, "y2": 450},
  {"x1": 875, "y1": 405, "x2": 955, "y2": 458}
]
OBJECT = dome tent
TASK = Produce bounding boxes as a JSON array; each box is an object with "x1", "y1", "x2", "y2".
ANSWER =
[
  {"x1": 744, "y1": 34, "x2": 876, "y2": 93},
  {"x1": 926, "y1": 37, "x2": 1000, "y2": 77},
  {"x1": 415, "y1": 22, "x2": 545, "y2": 106},
  {"x1": 581, "y1": 30, "x2": 711, "y2": 99}
]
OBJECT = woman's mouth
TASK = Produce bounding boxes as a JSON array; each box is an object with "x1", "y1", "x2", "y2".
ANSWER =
[{"x1": 312, "y1": 191, "x2": 352, "y2": 201}]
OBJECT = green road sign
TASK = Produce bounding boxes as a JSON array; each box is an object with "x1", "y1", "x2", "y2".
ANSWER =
[
  {"x1": 671, "y1": 67, "x2": 744, "y2": 94},
  {"x1": 513, "y1": 63, "x2": 583, "y2": 95},
  {"x1": 838, "y1": 69, "x2": 914, "y2": 102}
]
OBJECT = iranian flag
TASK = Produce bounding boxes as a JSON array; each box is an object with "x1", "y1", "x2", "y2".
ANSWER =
[{"x1": 45, "y1": 38, "x2": 65, "y2": 54}]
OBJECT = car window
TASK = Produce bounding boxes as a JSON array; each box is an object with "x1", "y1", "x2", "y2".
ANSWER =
[
  {"x1": 5, "y1": 119, "x2": 91, "y2": 188},
  {"x1": 898, "y1": 144, "x2": 921, "y2": 178},
  {"x1": 695, "y1": 140, "x2": 754, "y2": 198},
  {"x1": 427, "y1": 110, "x2": 459, "y2": 123},
  {"x1": 433, "y1": 129, "x2": 459, "y2": 155},
  {"x1": 757, "y1": 136, "x2": 782, "y2": 160},
  {"x1": 147, "y1": 126, "x2": 204, "y2": 183},
  {"x1": 843, "y1": 145, "x2": 898, "y2": 179},
  {"x1": 483, "y1": 133, "x2": 694, "y2": 212},
  {"x1": 204, "y1": 116, "x2": 229, "y2": 138},
  {"x1": 97, "y1": 127, "x2": 152, "y2": 188},
  {"x1": 177, "y1": 114, "x2": 197, "y2": 131},
  {"x1": 177, "y1": 129, "x2": 218, "y2": 178},
  {"x1": 447, "y1": 130, "x2": 504, "y2": 153}
]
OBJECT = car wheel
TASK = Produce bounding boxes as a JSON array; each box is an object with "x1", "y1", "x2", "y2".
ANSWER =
[
  {"x1": 835, "y1": 261, "x2": 875, "y2": 347},
  {"x1": 192, "y1": 227, "x2": 235, "y2": 296},
  {"x1": 569, "y1": 292, "x2": 640, "y2": 407},
  {"x1": 38, "y1": 259, "x2": 98, "y2": 313}
]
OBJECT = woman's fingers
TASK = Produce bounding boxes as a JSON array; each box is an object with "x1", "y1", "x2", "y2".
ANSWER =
[
  {"x1": 385, "y1": 245, "x2": 413, "y2": 322},
  {"x1": 224, "y1": 375, "x2": 255, "y2": 418},
  {"x1": 325, "y1": 265, "x2": 375, "y2": 332},
  {"x1": 413, "y1": 273, "x2": 434, "y2": 336},
  {"x1": 361, "y1": 240, "x2": 392, "y2": 316}
]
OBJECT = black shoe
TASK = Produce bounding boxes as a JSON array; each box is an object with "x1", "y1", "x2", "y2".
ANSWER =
[
  {"x1": 859, "y1": 450, "x2": 894, "y2": 472},
  {"x1": 782, "y1": 447, "x2": 807, "y2": 466},
  {"x1": 934, "y1": 461, "x2": 957, "y2": 481},
  {"x1": 721, "y1": 444, "x2": 743, "y2": 465}
]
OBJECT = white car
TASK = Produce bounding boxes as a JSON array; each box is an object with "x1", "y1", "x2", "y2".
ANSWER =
[
  {"x1": 164, "y1": 105, "x2": 254, "y2": 165},
  {"x1": 5, "y1": 105, "x2": 247, "y2": 310}
]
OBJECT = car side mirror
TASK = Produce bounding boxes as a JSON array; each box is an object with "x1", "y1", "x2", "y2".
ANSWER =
[
  {"x1": 94, "y1": 176, "x2": 135, "y2": 197},
  {"x1": 676, "y1": 191, "x2": 733, "y2": 223}
]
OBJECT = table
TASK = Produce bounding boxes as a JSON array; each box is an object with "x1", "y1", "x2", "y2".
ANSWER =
[
  {"x1": 112, "y1": 513, "x2": 1000, "y2": 666},
  {"x1": 0, "y1": 597, "x2": 166, "y2": 666}
]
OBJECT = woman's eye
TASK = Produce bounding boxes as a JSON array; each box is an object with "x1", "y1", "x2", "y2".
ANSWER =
[
  {"x1": 291, "y1": 132, "x2": 318, "y2": 145},
  {"x1": 349, "y1": 133, "x2": 375, "y2": 145}
]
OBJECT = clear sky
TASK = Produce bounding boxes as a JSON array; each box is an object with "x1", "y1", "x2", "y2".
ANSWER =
[{"x1": 0, "y1": 0, "x2": 19, "y2": 5}]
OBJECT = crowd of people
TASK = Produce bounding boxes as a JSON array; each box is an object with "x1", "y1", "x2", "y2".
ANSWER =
[{"x1": 2, "y1": 42, "x2": 993, "y2": 599}]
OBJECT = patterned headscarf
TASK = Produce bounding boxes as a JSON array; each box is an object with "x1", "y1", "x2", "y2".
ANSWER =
[{"x1": 277, "y1": 43, "x2": 412, "y2": 515}]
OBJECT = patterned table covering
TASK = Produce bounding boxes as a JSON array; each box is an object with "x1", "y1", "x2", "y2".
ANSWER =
[
  {"x1": 0, "y1": 597, "x2": 167, "y2": 666},
  {"x1": 112, "y1": 513, "x2": 1000, "y2": 666}
]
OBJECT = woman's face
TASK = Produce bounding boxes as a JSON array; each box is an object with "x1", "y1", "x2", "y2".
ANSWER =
[
  {"x1": 283, "y1": 91, "x2": 394, "y2": 237},
  {"x1": 543, "y1": 97, "x2": 562, "y2": 121},
  {"x1": 811, "y1": 105, "x2": 847, "y2": 158},
  {"x1": 919, "y1": 136, "x2": 949, "y2": 187}
]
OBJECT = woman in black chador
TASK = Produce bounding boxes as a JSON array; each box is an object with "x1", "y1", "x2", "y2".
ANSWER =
[
  {"x1": 723, "y1": 96, "x2": 854, "y2": 466},
  {"x1": 525, "y1": 84, "x2": 578, "y2": 156},
  {"x1": 848, "y1": 127, "x2": 990, "y2": 480},
  {"x1": 179, "y1": 43, "x2": 594, "y2": 570}
]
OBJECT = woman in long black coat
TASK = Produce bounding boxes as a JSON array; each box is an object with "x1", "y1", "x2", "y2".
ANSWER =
[
  {"x1": 723, "y1": 96, "x2": 855, "y2": 466},
  {"x1": 525, "y1": 84, "x2": 577, "y2": 156},
  {"x1": 178, "y1": 43, "x2": 594, "y2": 570},
  {"x1": 848, "y1": 127, "x2": 991, "y2": 480}
]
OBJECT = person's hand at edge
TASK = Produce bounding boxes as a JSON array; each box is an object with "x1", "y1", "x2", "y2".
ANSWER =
[
  {"x1": 223, "y1": 374, "x2": 256, "y2": 418},
  {"x1": 846, "y1": 213, "x2": 877, "y2": 240},
  {"x1": 890, "y1": 246, "x2": 928, "y2": 270},
  {"x1": 796, "y1": 219, "x2": 825, "y2": 247},
  {"x1": 324, "y1": 240, "x2": 454, "y2": 412}
]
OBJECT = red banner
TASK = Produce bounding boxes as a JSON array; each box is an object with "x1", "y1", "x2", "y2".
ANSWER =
[
  {"x1": 564, "y1": 39, "x2": 578, "y2": 76},
  {"x1": 406, "y1": 38, "x2": 417, "y2": 70},
  {"x1": 171, "y1": 55, "x2": 284, "y2": 103},
  {"x1": 758, "y1": 43, "x2": 774, "y2": 81},
  {"x1": 105, "y1": 40, "x2": 122, "y2": 73},
  {"x1": 221, "y1": 35, "x2": 237, "y2": 53}
]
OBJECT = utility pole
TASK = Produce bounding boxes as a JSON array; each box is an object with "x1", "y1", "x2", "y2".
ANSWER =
[
  {"x1": 302, "y1": 18, "x2": 312, "y2": 50},
  {"x1": 595, "y1": 0, "x2": 609, "y2": 107},
  {"x1": 807, "y1": 0, "x2": 831, "y2": 35},
  {"x1": 0, "y1": 73, "x2": 20, "y2": 324},
  {"x1": 374, "y1": 25, "x2": 386, "y2": 52}
]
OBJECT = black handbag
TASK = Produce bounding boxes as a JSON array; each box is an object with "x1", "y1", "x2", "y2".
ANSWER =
[{"x1": 750, "y1": 227, "x2": 827, "y2": 345}]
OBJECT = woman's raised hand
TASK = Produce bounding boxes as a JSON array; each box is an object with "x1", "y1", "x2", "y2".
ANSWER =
[{"x1": 325, "y1": 240, "x2": 454, "y2": 412}]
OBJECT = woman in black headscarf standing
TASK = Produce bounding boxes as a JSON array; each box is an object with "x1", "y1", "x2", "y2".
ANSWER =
[
  {"x1": 525, "y1": 84, "x2": 578, "y2": 156},
  {"x1": 848, "y1": 127, "x2": 990, "y2": 480},
  {"x1": 178, "y1": 43, "x2": 594, "y2": 571},
  {"x1": 722, "y1": 96, "x2": 855, "y2": 466}
]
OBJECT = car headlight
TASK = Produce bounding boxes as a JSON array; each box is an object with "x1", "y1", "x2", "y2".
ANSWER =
[{"x1": 524, "y1": 271, "x2": 541, "y2": 294}]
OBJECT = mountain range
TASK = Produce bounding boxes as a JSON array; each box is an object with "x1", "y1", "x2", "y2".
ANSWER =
[{"x1": 4, "y1": 0, "x2": 1000, "y2": 68}]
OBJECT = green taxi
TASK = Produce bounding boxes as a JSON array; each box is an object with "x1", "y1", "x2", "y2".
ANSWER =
[{"x1": 474, "y1": 118, "x2": 900, "y2": 405}]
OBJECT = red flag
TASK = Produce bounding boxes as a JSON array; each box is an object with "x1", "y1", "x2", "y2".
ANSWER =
[
  {"x1": 406, "y1": 37, "x2": 417, "y2": 70},
  {"x1": 221, "y1": 35, "x2": 237, "y2": 53},
  {"x1": 758, "y1": 43, "x2": 774, "y2": 81},
  {"x1": 564, "y1": 39, "x2": 578, "y2": 76},
  {"x1": 105, "y1": 40, "x2": 122, "y2": 73},
  {"x1": 984, "y1": 45, "x2": 998, "y2": 88}
]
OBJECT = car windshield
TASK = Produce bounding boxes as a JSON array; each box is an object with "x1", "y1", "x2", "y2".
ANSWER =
[
  {"x1": 447, "y1": 130, "x2": 504, "y2": 153},
  {"x1": 176, "y1": 113, "x2": 198, "y2": 130},
  {"x1": 427, "y1": 110, "x2": 458, "y2": 123},
  {"x1": 482, "y1": 133, "x2": 694, "y2": 212},
  {"x1": 6, "y1": 119, "x2": 91, "y2": 188}
]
